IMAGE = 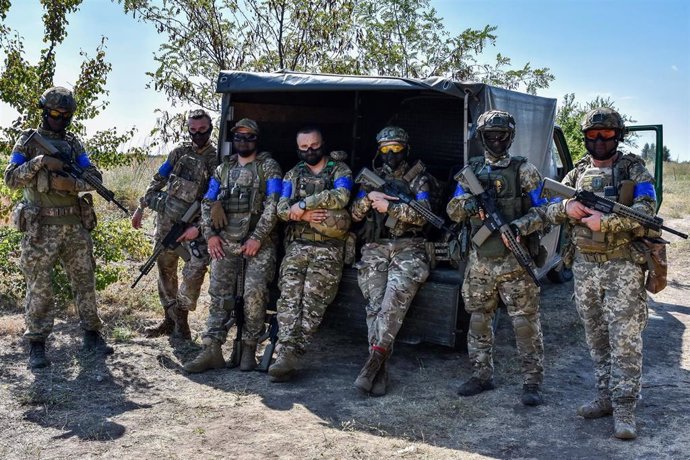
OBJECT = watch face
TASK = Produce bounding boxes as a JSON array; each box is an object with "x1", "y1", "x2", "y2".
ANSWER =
[{"x1": 299, "y1": 201, "x2": 306, "y2": 209}]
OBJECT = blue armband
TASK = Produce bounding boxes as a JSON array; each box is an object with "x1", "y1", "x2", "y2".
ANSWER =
[
  {"x1": 416, "y1": 191, "x2": 429, "y2": 201},
  {"x1": 633, "y1": 182, "x2": 656, "y2": 200},
  {"x1": 266, "y1": 178, "x2": 282, "y2": 195},
  {"x1": 10, "y1": 151, "x2": 27, "y2": 166},
  {"x1": 204, "y1": 177, "x2": 220, "y2": 200},
  {"x1": 281, "y1": 180, "x2": 293, "y2": 198},
  {"x1": 158, "y1": 160, "x2": 173, "y2": 178},
  {"x1": 334, "y1": 176, "x2": 353, "y2": 190},
  {"x1": 76, "y1": 153, "x2": 92, "y2": 168},
  {"x1": 453, "y1": 183, "x2": 466, "y2": 197}
]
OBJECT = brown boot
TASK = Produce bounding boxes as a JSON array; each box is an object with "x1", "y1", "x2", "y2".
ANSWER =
[
  {"x1": 183, "y1": 339, "x2": 225, "y2": 373},
  {"x1": 240, "y1": 340, "x2": 258, "y2": 372},
  {"x1": 268, "y1": 347, "x2": 299, "y2": 382},
  {"x1": 577, "y1": 397, "x2": 613, "y2": 419},
  {"x1": 354, "y1": 347, "x2": 387, "y2": 393},
  {"x1": 144, "y1": 307, "x2": 174, "y2": 338},
  {"x1": 370, "y1": 359, "x2": 389, "y2": 397},
  {"x1": 169, "y1": 306, "x2": 191, "y2": 340},
  {"x1": 613, "y1": 400, "x2": 637, "y2": 440}
]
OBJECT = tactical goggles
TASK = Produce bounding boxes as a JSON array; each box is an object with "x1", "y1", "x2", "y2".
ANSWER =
[
  {"x1": 378, "y1": 144, "x2": 405, "y2": 154},
  {"x1": 232, "y1": 133, "x2": 257, "y2": 142},
  {"x1": 585, "y1": 129, "x2": 617, "y2": 141},
  {"x1": 482, "y1": 131, "x2": 511, "y2": 142},
  {"x1": 46, "y1": 109, "x2": 73, "y2": 120}
]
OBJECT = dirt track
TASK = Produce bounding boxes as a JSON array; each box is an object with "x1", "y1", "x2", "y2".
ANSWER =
[{"x1": 1, "y1": 226, "x2": 689, "y2": 459}]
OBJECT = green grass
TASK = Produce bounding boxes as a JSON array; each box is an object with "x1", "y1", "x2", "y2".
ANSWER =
[{"x1": 660, "y1": 162, "x2": 690, "y2": 218}]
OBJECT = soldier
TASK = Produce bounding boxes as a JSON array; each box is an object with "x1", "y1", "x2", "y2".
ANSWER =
[
  {"x1": 131, "y1": 109, "x2": 218, "y2": 340},
  {"x1": 184, "y1": 118, "x2": 282, "y2": 373},
  {"x1": 268, "y1": 126, "x2": 352, "y2": 383},
  {"x1": 350, "y1": 126, "x2": 432, "y2": 396},
  {"x1": 447, "y1": 110, "x2": 546, "y2": 406},
  {"x1": 515, "y1": 108, "x2": 655, "y2": 439},
  {"x1": 4, "y1": 86, "x2": 113, "y2": 369}
]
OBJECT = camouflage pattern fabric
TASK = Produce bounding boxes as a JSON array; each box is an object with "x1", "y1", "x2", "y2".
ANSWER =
[
  {"x1": 143, "y1": 140, "x2": 218, "y2": 311},
  {"x1": 276, "y1": 240, "x2": 344, "y2": 354},
  {"x1": 202, "y1": 240, "x2": 277, "y2": 343},
  {"x1": 5, "y1": 128, "x2": 104, "y2": 340},
  {"x1": 356, "y1": 239, "x2": 429, "y2": 349},
  {"x1": 447, "y1": 153, "x2": 545, "y2": 385}
]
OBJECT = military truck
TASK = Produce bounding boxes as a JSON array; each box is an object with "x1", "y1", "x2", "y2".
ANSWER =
[{"x1": 215, "y1": 70, "x2": 666, "y2": 348}]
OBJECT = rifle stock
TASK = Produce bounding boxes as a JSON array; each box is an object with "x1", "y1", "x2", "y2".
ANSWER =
[
  {"x1": 459, "y1": 166, "x2": 542, "y2": 286},
  {"x1": 256, "y1": 313, "x2": 279, "y2": 372},
  {"x1": 24, "y1": 130, "x2": 129, "y2": 215},
  {"x1": 228, "y1": 256, "x2": 246, "y2": 368},
  {"x1": 542, "y1": 178, "x2": 688, "y2": 239}
]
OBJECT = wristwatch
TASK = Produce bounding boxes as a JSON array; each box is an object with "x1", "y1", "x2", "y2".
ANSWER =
[{"x1": 298, "y1": 200, "x2": 306, "y2": 210}]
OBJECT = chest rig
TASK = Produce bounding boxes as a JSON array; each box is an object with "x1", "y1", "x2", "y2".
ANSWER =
[
  {"x1": 217, "y1": 154, "x2": 268, "y2": 240},
  {"x1": 469, "y1": 156, "x2": 528, "y2": 258},
  {"x1": 289, "y1": 159, "x2": 336, "y2": 241},
  {"x1": 165, "y1": 145, "x2": 213, "y2": 221}
]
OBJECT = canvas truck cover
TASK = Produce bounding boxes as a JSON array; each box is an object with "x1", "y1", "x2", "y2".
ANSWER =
[{"x1": 216, "y1": 70, "x2": 558, "y2": 175}]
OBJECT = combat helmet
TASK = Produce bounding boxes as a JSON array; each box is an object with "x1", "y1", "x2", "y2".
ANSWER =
[
  {"x1": 376, "y1": 126, "x2": 409, "y2": 144},
  {"x1": 39, "y1": 86, "x2": 77, "y2": 112},
  {"x1": 310, "y1": 209, "x2": 351, "y2": 239},
  {"x1": 476, "y1": 110, "x2": 516, "y2": 157},
  {"x1": 581, "y1": 107, "x2": 625, "y2": 140}
]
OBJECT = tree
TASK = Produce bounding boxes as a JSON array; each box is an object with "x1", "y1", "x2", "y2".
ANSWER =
[
  {"x1": 641, "y1": 142, "x2": 652, "y2": 160},
  {"x1": 119, "y1": 0, "x2": 554, "y2": 142},
  {"x1": 556, "y1": 93, "x2": 635, "y2": 162}
]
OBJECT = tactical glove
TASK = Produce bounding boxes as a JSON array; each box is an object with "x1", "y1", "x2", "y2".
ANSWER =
[
  {"x1": 210, "y1": 201, "x2": 228, "y2": 230},
  {"x1": 50, "y1": 174, "x2": 77, "y2": 192},
  {"x1": 40, "y1": 155, "x2": 64, "y2": 171},
  {"x1": 463, "y1": 196, "x2": 480, "y2": 216}
]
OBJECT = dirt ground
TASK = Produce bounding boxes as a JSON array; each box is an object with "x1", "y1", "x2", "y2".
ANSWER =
[{"x1": 1, "y1": 220, "x2": 689, "y2": 460}]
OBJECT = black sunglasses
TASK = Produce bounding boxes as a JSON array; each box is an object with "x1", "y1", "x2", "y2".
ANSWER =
[{"x1": 233, "y1": 133, "x2": 258, "y2": 142}]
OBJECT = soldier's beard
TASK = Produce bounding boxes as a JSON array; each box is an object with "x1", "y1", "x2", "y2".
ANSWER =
[
  {"x1": 298, "y1": 148, "x2": 324, "y2": 166},
  {"x1": 235, "y1": 144, "x2": 256, "y2": 158}
]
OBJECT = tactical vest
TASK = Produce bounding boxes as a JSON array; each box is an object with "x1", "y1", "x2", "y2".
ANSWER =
[
  {"x1": 217, "y1": 153, "x2": 270, "y2": 240},
  {"x1": 289, "y1": 159, "x2": 339, "y2": 241},
  {"x1": 164, "y1": 144, "x2": 214, "y2": 222},
  {"x1": 571, "y1": 153, "x2": 639, "y2": 253},
  {"x1": 468, "y1": 156, "x2": 528, "y2": 258}
]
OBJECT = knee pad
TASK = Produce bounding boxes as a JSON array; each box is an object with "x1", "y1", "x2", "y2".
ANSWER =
[
  {"x1": 513, "y1": 315, "x2": 535, "y2": 341},
  {"x1": 469, "y1": 312, "x2": 493, "y2": 337}
]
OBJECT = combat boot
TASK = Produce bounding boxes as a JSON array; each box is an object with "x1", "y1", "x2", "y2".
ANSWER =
[
  {"x1": 184, "y1": 339, "x2": 225, "y2": 373},
  {"x1": 268, "y1": 347, "x2": 299, "y2": 382},
  {"x1": 457, "y1": 376, "x2": 495, "y2": 396},
  {"x1": 577, "y1": 397, "x2": 613, "y2": 419},
  {"x1": 82, "y1": 330, "x2": 115, "y2": 355},
  {"x1": 169, "y1": 306, "x2": 191, "y2": 340},
  {"x1": 354, "y1": 347, "x2": 387, "y2": 393},
  {"x1": 613, "y1": 400, "x2": 637, "y2": 440},
  {"x1": 521, "y1": 384, "x2": 543, "y2": 406},
  {"x1": 240, "y1": 340, "x2": 258, "y2": 371},
  {"x1": 28, "y1": 341, "x2": 50, "y2": 369},
  {"x1": 370, "y1": 359, "x2": 389, "y2": 397},
  {"x1": 144, "y1": 307, "x2": 174, "y2": 338}
]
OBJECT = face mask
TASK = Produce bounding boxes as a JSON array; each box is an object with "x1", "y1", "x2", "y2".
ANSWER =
[
  {"x1": 297, "y1": 147, "x2": 324, "y2": 166},
  {"x1": 585, "y1": 138, "x2": 619, "y2": 161},
  {"x1": 232, "y1": 133, "x2": 258, "y2": 158},
  {"x1": 481, "y1": 131, "x2": 512, "y2": 158},
  {"x1": 381, "y1": 150, "x2": 406, "y2": 170},
  {"x1": 43, "y1": 111, "x2": 72, "y2": 133},
  {"x1": 189, "y1": 127, "x2": 212, "y2": 147}
]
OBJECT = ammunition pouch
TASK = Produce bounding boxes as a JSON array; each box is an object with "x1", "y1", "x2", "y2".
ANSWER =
[
  {"x1": 225, "y1": 211, "x2": 259, "y2": 241},
  {"x1": 168, "y1": 173, "x2": 200, "y2": 203},
  {"x1": 577, "y1": 247, "x2": 631, "y2": 263},
  {"x1": 309, "y1": 208, "x2": 351, "y2": 239},
  {"x1": 148, "y1": 191, "x2": 168, "y2": 213},
  {"x1": 12, "y1": 202, "x2": 41, "y2": 240},
  {"x1": 343, "y1": 231, "x2": 357, "y2": 266},
  {"x1": 632, "y1": 238, "x2": 668, "y2": 293},
  {"x1": 78, "y1": 193, "x2": 98, "y2": 231}
]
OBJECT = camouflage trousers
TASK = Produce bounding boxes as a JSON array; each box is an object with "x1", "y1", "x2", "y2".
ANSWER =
[
  {"x1": 19, "y1": 224, "x2": 102, "y2": 341},
  {"x1": 572, "y1": 254, "x2": 647, "y2": 402},
  {"x1": 276, "y1": 240, "x2": 344, "y2": 355},
  {"x1": 462, "y1": 250, "x2": 544, "y2": 385},
  {"x1": 156, "y1": 240, "x2": 209, "y2": 312},
  {"x1": 203, "y1": 239, "x2": 276, "y2": 344},
  {"x1": 356, "y1": 239, "x2": 429, "y2": 349}
]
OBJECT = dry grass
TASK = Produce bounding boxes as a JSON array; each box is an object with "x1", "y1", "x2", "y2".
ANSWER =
[{"x1": 659, "y1": 162, "x2": 690, "y2": 219}]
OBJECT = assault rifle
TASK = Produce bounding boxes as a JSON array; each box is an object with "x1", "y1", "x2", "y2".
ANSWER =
[
  {"x1": 131, "y1": 201, "x2": 200, "y2": 288},
  {"x1": 355, "y1": 167, "x2": 456, "y2": 235},
  {"x1": 459, "y1": 166, "x2": 542, "y2": 287},
  {"x1": 24, "y1": 129, "x2": 129, "y2": 215},
  {"x1": 256, "y1": 312, "x2": 279, "y2": 372},
  {"x1": 226, "y1": 256, "x2": 246, "y2": 368},
  {"x1": 543, "y1": 178, "x2": 688, "y2": 240}
]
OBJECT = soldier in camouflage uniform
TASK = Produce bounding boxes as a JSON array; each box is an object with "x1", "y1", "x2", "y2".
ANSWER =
[
  {"x1": 131, "y1": 109, "x2": 218, "y2": 340},
  {"x1": 447, "y1": 110, "x2": 546, "y2": 406},
  {"x1": 268, "y1": 126, "x2": 353, "y2": 383},
  {"x1": 350, "y1": 126, "x2": 432, "y2": 396},
  {"x1": 184, "y1": 119, "x2": 283, "y2": 373},
  {"x1": 516, "y1": 108, "x2": 656, "y2": 439},
  {"x1": 4, "y1": 86, "x2": 114, "y2": 369}
]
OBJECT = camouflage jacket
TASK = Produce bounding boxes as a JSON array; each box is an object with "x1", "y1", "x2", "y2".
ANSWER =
[
  {"x1": 201, "y1": 152, "x2": 283, "y2": 243},
  {"x1": 351, "y1": 160, "x2": 430, "y2": 240},
  {"x1": 4, "y1": 127, "x2": 100, "y2": 225}
]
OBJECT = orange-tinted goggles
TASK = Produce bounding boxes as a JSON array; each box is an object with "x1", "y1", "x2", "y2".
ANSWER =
[
  {"x1": 378, "y1": 144, "x2": 405, "y2": 154},
  {"x1": 585, "y1": 129, "x2": 617, "y2": 141},
  {"x1": 47, "y1": 109, "x2": 73, "y2": 120}
]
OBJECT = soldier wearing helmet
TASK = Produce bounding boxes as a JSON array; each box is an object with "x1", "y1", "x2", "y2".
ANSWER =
[
  {"x1": 517, "y1": 107, "x2": 657, "y2": 439},
  {"x1": 267, "y1": 126, "x2": 353, "y2": 383},
  {"x1": 184, "y1": 118, "x2": 283, "y2": 374},
  {"x1": 131, "y1": 109, "x2": 219, "y2": 340},
  {"x1": 4, "y1": 86, "x2": 114, "y2": 369},
  {"x1": 447, "y1": 109, "x2": 547, "y2": 406},
  {"x1": 350, "y1": 126, "x2": 435, "y2": 396}
]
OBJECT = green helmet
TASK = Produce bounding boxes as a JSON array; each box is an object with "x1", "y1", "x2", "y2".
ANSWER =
[
  {"x1": 476, "y1": 110, "x2": 516, "y2": 133},
  {"x1": 310, "y1": 208, "x2": 351, "y2": 239},
  {"x1": 38, "y1": 86, "x2": 77, "y2": 112},
  {"x1": 376, "y1": 126, "x2": 409, "y2": 144},
  {"x1": 581, "y1": 107, "x2": 625, "y2": 133}
]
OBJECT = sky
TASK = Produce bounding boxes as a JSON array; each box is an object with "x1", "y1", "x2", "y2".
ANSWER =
[{"x1": 1, "y1": 0, "x2": 689, "y2": 160}]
